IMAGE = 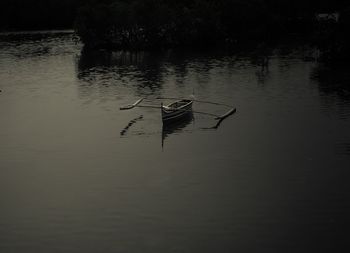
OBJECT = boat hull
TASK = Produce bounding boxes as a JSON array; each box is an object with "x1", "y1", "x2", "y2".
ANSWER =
[{"x1": 161, "y1": 99, "x2": 193, "y2": 123}]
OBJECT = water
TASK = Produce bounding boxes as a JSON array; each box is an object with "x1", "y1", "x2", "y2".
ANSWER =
[{"x1": 1, "y1": 31, "x2": 350, "y2": 253}]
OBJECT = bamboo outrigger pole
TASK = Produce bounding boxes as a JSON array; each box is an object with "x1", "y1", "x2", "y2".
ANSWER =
[
  {"x1": 120, "y1": 98, "x2": 236, "y2": 120},
  {"x1": 155, "y1": 96, "x2": 233, "y2": 108},
  {"x1": 215, "y1": 108, "x2": 236, "y2": 120},
  {"x1": 120, "y1": 98, "x2": 143, "y2": 110}
]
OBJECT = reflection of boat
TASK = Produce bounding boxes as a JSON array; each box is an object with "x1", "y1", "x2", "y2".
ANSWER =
[
  {"x1": 162, "y1": 112, "x2": 194, "y2": 148},
  {"x1": 161, "y1": 99, "x2": 193, "y2": 123}
]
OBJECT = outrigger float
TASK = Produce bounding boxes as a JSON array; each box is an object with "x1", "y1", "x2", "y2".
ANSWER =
[{"x1": 120, "y1": 97, "x2": 236, "y2": 124}]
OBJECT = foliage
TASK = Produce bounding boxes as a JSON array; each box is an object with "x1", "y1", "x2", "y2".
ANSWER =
[
  {"x1": 0, "y1": 0, "x2": 81, "y2": 30},
  {"x1": 73, "y1": 0, "x2": 350, "y2": 49},
  {"x1": 318, "y1": 6, "x2": 350, "y2": 62},
  {"x1": 74, "y1": 0, "x2": 267, "y2": 48}
]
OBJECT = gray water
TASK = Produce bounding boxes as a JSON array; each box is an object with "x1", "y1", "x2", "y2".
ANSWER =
[{"x1": 1, "y1": 31, "x2": 350, "y2": 253}]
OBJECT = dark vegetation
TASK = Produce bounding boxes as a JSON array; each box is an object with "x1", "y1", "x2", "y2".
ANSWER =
[
  {"x1": 314, "y1": 6, "x2": 350, "y2": 62},
  {"x1": 73, "y1": 0, "x2": 350, "y2": 50},
  {"x1": 0, "y1": 0, "x2": 81, "y2": 30},
  {"x1": 1, "y1": 0, "x2": 350, "y2": 61}
]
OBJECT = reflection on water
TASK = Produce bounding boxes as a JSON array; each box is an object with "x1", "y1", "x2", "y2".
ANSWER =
[
  {"x1": 311, "y1": 63, "x2": 350, "y2": 120},
  {"x1": 162, "y1": 113, "x2": 194, "y2": 149},
  {"x1": 77, "y1": 50, "x2": 170, "y2": 100},
  {"x1": 76, "y1": 48, "x2": 249, "y2": 97},
  {"x1": 78, "y1": 50, "x2": 166, "y2": 89},
  {"x1": 1, "y1": 31, "x2": 350, "y2": 253},
  {"x1": 120, "y1": 115, "x2": 144, "y2": 137},
  {"x1": 335, "y1": 142, "x2": 350, "y2": 155}
]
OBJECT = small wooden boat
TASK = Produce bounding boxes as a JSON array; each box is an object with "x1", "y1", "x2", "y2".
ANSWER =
[
  {"x1": 161, "y1": 99, "x2": 193, "y2": 122},
  {"x1": 120, "y1": 97, "x2": 235, "y2": 127}
]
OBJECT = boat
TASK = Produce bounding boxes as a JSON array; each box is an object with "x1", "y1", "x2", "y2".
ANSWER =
[
  {"x1": 120, "y1": 97, "x2": 235, "y2": 126},
  {"x1": 161, "y1": 99, "x2": 193, "y2": 122}
]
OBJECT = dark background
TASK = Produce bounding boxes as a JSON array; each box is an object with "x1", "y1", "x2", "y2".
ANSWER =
[{"x1": 0, "y1": 0, "x2": 348, "y2": 34}]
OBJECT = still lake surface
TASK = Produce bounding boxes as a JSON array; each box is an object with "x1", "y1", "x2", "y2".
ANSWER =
[{"x1": 1, "y1": 31, "x2": 350, "y2": 252}]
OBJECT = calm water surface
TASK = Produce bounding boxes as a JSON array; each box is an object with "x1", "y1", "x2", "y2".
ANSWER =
[{"x1": 1, "y1": 31, "x2": 350, "y2": 252}]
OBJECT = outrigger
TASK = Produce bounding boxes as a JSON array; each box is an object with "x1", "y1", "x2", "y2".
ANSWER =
[{"x1": 120, "y1": 97, "x2": 236, "y2": 124}]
